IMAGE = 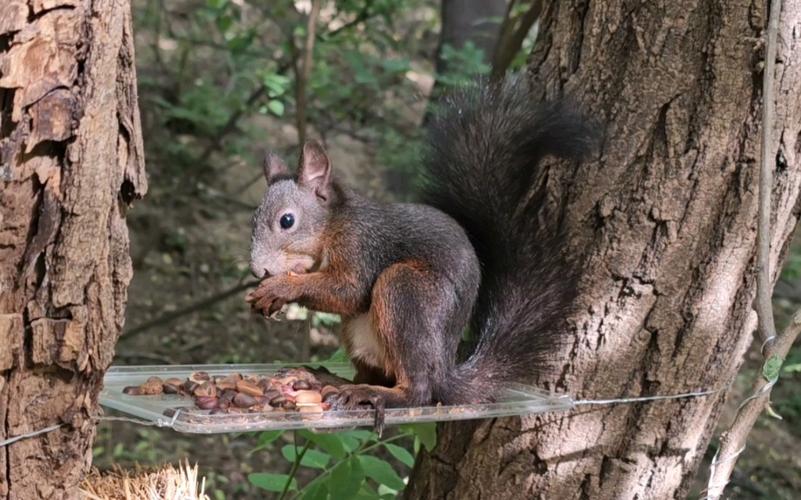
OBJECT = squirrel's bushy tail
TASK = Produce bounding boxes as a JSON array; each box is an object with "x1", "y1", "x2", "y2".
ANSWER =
[{"x1": 421, "y1": 75, "x2": 596, "y2": 404}]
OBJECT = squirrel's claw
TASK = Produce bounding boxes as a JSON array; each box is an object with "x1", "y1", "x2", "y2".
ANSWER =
[
  {"x1": 246, "y1": 280, "x2": 287, "y2": 318},
  {"x1": 330, "y1": 385, "x2": 388, "y2": 437}
]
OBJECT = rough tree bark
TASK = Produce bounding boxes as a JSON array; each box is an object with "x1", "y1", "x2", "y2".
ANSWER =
[
  {"x1": 0, "y1": 0, "x2": 145, "y2": 498},
  {"x1": 408, "y1": 1, "x2": 801, "y2": 499}
]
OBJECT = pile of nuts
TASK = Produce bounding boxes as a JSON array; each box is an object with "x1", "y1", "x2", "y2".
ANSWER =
[{"x1": 122, "y1": 368, "x2": 340, "y2": 414}]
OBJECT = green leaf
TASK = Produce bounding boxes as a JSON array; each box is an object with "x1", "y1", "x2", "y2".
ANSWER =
[
  {"x1": 340, "y1": 429, "x2": 375, "y2": 443},
  {"x1": 267, "y1": 100, "x2": 285, "y2": 116},
  {"x1": 763, "y1": 355, "x2": 783, "y2": 383},
  {"x1": 324, "y1": 347, "x2": 350, "y2": 363},
  {"x1": 262, "y1": 73, "x2": 291, "y2": 97},
  {"x1": 378, "y1": 484, "x2": 400, "y2": 497},
  {"x1": 354, "y1": 483, "x2": 383, "y2": 500},
  {"x1": 358, "y1": 455, "x2": 405, "y2": 491},
  {"x1": 281, "y1": 444, "x2": 331, "y2": 469},
  {"x1": 300, "y1": 480, "x2": 328, "y2": 500},
  {"x1": 248, "y1": 473, "x2": 296, "y2": 492},
  {"x1": 298, "y1": 430, "x2": 348, "y2": 459},
  {"x1": 783, "y1": 362, "x2": 801, "y2": 373},
  {"x1": 401, "y1": 423, "x2": 436, "y2": 451},
  {"x1": 330, "y1": 457, "x2": 365, "y2": 499},
  {"x1": 384, "y1": 443, "x2": 415, "y2": 467},
  {"x1": 257, "y1": 430, "x2": 283, "y2": 446}
]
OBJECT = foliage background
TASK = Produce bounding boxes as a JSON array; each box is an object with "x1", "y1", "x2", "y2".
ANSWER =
[{"x1": 94, "y1": 1, "x2": 801, "y2": 498}]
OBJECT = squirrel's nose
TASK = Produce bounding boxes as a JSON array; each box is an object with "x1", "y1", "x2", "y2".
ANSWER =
[
  {"x1": 252, "y1": 268, "x2": 269, "y2": 279},
  {"x1": 249, "y1": 262, "x2": 269, "y2": 279}
]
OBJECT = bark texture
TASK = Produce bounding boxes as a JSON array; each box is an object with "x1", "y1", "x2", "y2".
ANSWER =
[
  {"x1": 0, "y1": 0, "x2": 145, "y2": 498},
  {"x1": 407, "y1": 1, "x2": 801, "y2": 499}
]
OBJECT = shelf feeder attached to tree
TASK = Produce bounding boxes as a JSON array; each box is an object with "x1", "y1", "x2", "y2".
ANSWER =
[{"x1": 99, "y1": 363, "x2": 573, "y2": 433}]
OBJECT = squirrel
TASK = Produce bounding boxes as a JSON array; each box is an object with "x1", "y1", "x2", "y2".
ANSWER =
[{"x1": 245, "y1": 76, "x2": 596, "y2": 432}]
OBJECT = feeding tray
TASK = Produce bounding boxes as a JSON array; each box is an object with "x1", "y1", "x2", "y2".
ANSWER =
[{"x1": 99, "y1": 363, "x2": 573, "y2": 434}]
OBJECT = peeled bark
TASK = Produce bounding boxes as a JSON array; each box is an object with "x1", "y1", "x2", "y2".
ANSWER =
[
  {"x1": 407, "y1": 1, "x2": 801, "y2": 498},
  {"x1": 0, "y1": 0, "x2": 145, "y2": 498}
]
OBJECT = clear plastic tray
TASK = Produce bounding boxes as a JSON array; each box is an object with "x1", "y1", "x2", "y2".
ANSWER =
[{"x1": 99, "y1": 363, "x2": 574, "y2": 434}]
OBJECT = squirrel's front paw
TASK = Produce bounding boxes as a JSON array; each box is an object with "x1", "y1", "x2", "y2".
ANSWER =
[{"x1": 245, "y1": 278, "x2": 292, "y2": 317}]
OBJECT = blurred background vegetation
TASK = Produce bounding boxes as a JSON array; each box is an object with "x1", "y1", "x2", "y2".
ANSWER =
[{"x1": 94, "y1": 1, "x2": 801, "y2": 498}]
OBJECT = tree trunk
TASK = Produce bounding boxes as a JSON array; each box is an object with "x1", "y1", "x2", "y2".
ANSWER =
[
  {"x1": 407, "y1": 1, "x2": 801, "y2": 498},
  {"x1": 435, "y1": 0, "x2": 507, "y2": 74},
  {"x1": 0, "y1": 0, "x2": 145, "y2": 498},
  {"x1": 422, "y1": 0, "x2": 506, "y2": 125}
]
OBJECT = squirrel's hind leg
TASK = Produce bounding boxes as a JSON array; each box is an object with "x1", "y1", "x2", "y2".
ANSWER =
[{"x1": 329, "y1": 261, "x2": 461, "y2": 434}]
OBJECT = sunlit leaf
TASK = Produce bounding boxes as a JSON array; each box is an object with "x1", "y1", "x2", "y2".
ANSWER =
[
  {"x1": 249, "y1": 473, "x2": 296, "y2": 492},
  {"x1": 384, "y1": 443, "x2": 415, "y2": 467},
  {"x1": 358, "y1": 455, "x2": 405, "y2": 490},
  {"x1": 282, "y1": 444, "x2": 331, "y2": 469}
]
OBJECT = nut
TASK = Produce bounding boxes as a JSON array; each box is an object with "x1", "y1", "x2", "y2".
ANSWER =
[
  {"x1": 163, "y1": 383, "x2": 181, "y2": 394},
  {"x1": 218, "y1": 389, "x2": 237, "y2": 409},
  {"x1": 139, "y1": 377, "x2": 164, "y2": 395},
  {"x1": 189, "y1": 371, "x2": 210, "y2": 383},
  {"x1": 122, "y1": 386, "x2": 141, "y2": 395},
  {"x1": 195, "y1": 396, "x2": 219, "y2": 410},
  {"x1": 292, "y1": 380, "x2": 311, "y2": 391},
  {"x1": 236, "y1": 379, "x2": 264, "y2": 397},
  {"x1": 194, "y1": 381, "x2": 217, "y2": 398},
  {"x1": 233, "y1": 392, "x2": 258, "y2": 408},
  {"x1": 214, "y1": 377, "x2": 237, "y2": 391},
  {"x1": 295, "y1": 390, "x2": 322, "y2": 405}
]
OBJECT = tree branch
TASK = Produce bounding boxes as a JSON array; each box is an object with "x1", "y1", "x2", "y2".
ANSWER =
[
  {"x1": 706, "y1": 1, "x2": 789, "y2": 498},
  {"x1": 295, "y1": 0, "x2": 323, "y2": 146},
  {"x1": 490, "y1": 0, "x2": 543, "y2": 79},
  {"x1": 123, "y1": 279, "x2": 259, "y2": 339}
]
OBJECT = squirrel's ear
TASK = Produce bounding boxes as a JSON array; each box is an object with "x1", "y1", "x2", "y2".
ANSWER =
[
  {"x1": 263, "y1": 152, "x2": 289, "y2": 183},
  {"x1": 298, "y1": 140, "x2": 332, "y2": 202}
]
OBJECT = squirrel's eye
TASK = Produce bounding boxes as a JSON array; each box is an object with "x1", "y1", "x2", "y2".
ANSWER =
[{"x1": 279, "y1": 213, "x2": 295, "y2": 230}]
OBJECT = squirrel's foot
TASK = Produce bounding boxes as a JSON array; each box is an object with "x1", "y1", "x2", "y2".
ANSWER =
[{"x1": 331, "y1": 384, "x2": 397, "y2": 437}]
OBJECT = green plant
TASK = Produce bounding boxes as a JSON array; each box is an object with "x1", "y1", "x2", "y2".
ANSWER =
[{"x1": 248, "y1": 423, "x2": 435, "y2": 499}]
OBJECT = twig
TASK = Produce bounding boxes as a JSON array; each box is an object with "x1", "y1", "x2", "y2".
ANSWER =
[
  {"x1": 705, "y1": 2, "x2": 788, "y2": 498},
  {"x1": 294, "y1": 0, "x2": 323, "y2": 146},
  {"x1": 324, "y1": 0, "x2": 374, "y2": 39},
  {"x1": 490, "y1": 0, "x2": 543, "y2": 79},
  {"x1": 755, "y1": 0, "x2": 782, "y2": 350},
  {"x1": 123, "y1": 279, "x2": 259, "y2": 339},
  {"x1": 706, "y1": 311, "x2": 801, "y2": 499},
  {"x1": 279, "y1": 433, "x2": 310, "y2": 500}
]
